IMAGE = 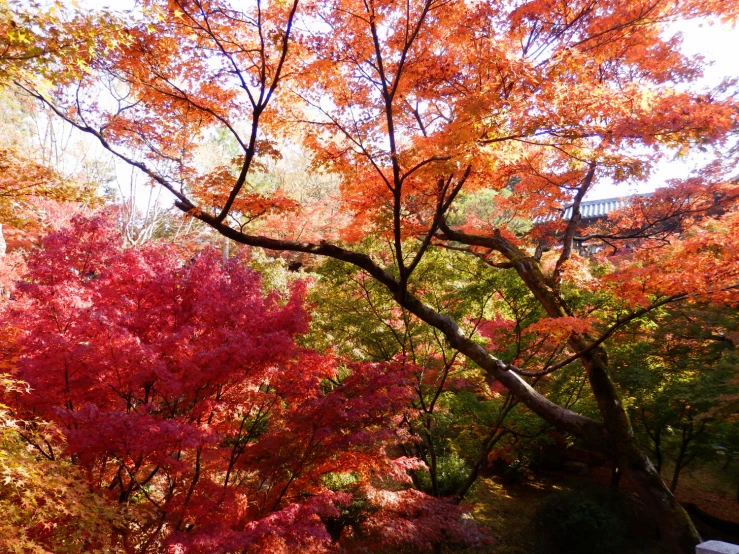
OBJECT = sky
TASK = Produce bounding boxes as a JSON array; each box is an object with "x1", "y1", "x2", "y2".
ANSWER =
[
  {"x1": 588, "y1": 18, "x2": 739, "y2": 200},
  {"x1": 72, "y1": 2, "x2": 739, "y2": 204}
]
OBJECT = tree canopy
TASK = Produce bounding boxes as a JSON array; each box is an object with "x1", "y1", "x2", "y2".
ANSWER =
[{"x1": 1, "y1": 0, "x2": 738, "y2": 552}]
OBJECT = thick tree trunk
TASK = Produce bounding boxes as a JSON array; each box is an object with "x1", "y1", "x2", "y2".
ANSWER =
[
  {"x1": 523, "y1": 254, "x2": 701, "y2": 554},
  {"x1": 583, "y1": 349, "x2": 700, "y2": 553},
  {"x1": 440, "y1": 225, "x2": 701, "y2": 554},
  {"x1": 621, "y1": 446, "x2": 699, "y2": 552}
]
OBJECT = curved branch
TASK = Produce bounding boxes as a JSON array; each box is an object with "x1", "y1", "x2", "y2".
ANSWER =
[{"x1": 180, "y1": 206, "x2": 608, "y2": 449}]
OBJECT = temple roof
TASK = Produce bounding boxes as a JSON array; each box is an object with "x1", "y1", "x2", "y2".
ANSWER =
[{"x1": 536, "y1": 192, "x2": 653, "y2": 223}]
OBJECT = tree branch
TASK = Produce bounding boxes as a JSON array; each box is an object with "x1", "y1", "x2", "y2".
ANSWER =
[
  {"x1": 553, "y1": 162, "x2": 596, "y2": 282},
  {"x1": 178, "y1": 206, "x2": 608, "y2": 449},
  {"x1": 510, "y1": 293, "x2": 688, "y2": 377}
]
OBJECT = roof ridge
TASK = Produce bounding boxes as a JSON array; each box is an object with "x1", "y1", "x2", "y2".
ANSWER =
[
  {"x1": 567, "y1": 191, "x2": 653, "y2": 208},
  {"x1": 534, "y1": 191, "x2": 654, "y2": 223}
]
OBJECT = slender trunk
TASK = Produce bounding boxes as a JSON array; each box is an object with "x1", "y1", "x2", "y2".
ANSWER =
[
  {"x1": 670, "y1": 426, "x2": 692, "y2": 493},
  {"x1": 456, "y1": 429, "x2": 507, "y2": 502},
  {"x1": 427, "y1": 427, "x2": 440, "y2": 497},
  {"x1": 671, "y1": 463, "x2": 683, "y2": 493},
  {"x1": 641, "y1": 411, "x2": 664, "y2": 474},
  {"x1": 222, "y1": 235, "x2": 230, "y2": 264},
  {"x1": 611, "y1": 465, "x2": 622, "y2": 490},
  {"x1": 456, "y1": 398, "x2": 515, "y2": 502},
  {"x1": 655, "y1": 427, "x2": 663, "y2": 475},
  {"x1": 722, "y1": 452, "x2": 732, "y2": 470}
]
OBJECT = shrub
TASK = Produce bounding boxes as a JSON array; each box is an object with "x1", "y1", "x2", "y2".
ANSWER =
[
  {"x1": 537, "y1": 487, "x2": 625, "y2": 554},
  {"x1": 416, "y1": 451, "x2": 470, "y2": 496}
]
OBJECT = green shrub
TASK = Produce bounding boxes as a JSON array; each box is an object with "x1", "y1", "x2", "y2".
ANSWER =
[
  {"x1": 416, "y1": 451, "x2": 470, "y2": 496},
  {"x1": 537, "y1": 488, "x2": 625, "y2": 554},
  {"x1": 323, "y1": 471, "x2": 360, "y2": 491}
]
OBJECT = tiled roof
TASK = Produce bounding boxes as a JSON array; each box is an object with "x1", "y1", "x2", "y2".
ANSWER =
[
  {"x1": 537, "y1": 192, "x2": 652, "y2": 223},
  {"x1": 564, "y1": 196, "x2": 630, "y2": 220}
]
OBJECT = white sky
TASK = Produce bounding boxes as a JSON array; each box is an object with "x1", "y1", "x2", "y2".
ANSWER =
[{"x1": 590, "y1": 19, "x2": 739, "y2": 199}]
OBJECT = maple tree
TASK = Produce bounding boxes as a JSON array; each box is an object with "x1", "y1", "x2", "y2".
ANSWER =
[
  {"x1": 1, "y1": 213, "x2": 487, "y2": 553},
  {"x1": 308, "y1": 246, "x2": 552, "y2": 501},
  {"x1": 0, "y1": 2, "x2": 103, "y2": 251},
  {"x1": 8, "y1": 0, "x2": 739, "y2": 551},
  {"x1": 0, "y1": 377, "x2": 122, "y2": 554},
  {"x1": 612, "y1": 303, "x2": 739, "y2": 492}
]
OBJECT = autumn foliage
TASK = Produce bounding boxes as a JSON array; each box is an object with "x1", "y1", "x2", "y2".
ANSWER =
[
  {"x1": 1, "y1": 214, "x2": 486, "y2": 553},
  {"x1": 2, "y1": 0, "x2": 739, "y2": 552}
]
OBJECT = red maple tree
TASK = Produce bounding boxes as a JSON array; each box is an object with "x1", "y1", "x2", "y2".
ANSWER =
[{"x1": 2, "y1": 213, "x2": 487, "y2": 553}]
